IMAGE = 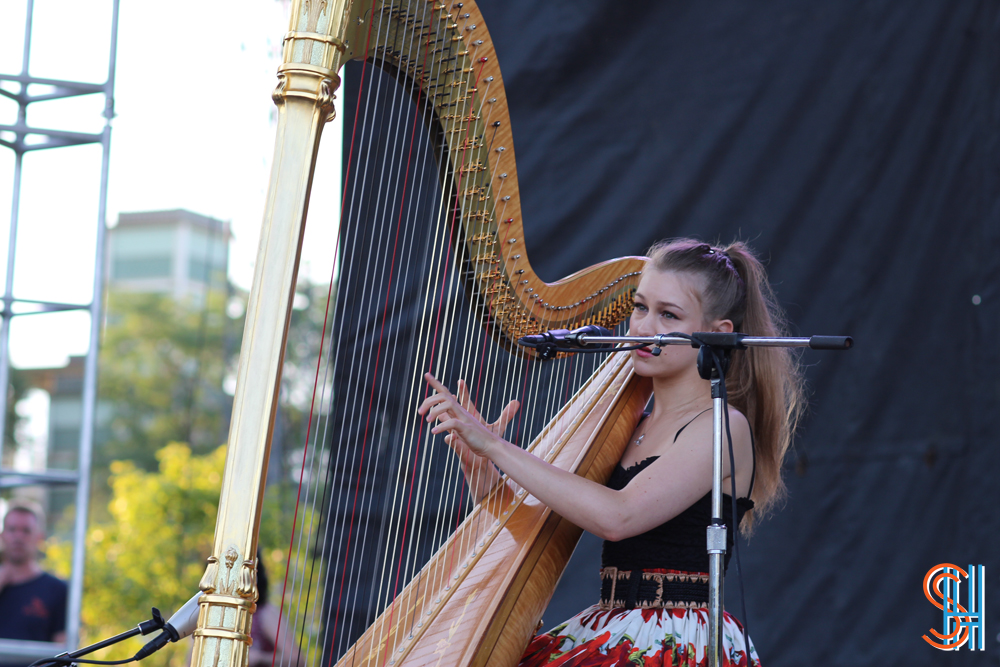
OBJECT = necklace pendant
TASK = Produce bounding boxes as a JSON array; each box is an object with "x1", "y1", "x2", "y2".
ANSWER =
[{"x1": 634, "y1": 434, "x2": 645, "y2": 446}]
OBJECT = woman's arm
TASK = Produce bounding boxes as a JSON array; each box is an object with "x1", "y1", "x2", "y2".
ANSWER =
[{"x1": 418, "y1": 373, "x2": 753, "y2": 541}]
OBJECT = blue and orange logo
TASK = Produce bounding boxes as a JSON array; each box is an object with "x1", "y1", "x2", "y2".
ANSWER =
[{"x1": 923, "y1": 563, "x2": 985, "y2": 651}]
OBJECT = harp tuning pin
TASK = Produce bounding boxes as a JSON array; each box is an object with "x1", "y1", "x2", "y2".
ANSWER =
[
  {"x1": 517, "y1": 268, "x2": 525, "y2": 274},
  {"x1": 500, "y1": 172, "x2": 508, "y2": 178},
  {"x1": 484, "y1": 75, "x2": 494, "y2": 82},
  {"x1": 508, "y1": 238, "x2": 517, "y2": 243},
  {"x1": 496, "y1": 145, "x2": 505, "y2": 151},
  {"x1": 521, "y1": 280, "x2": 528, "y2": 284},
  {"x1": 467, "y1": 24, "x2": 477, "y2": 30},
  {"x1": 492, "y1": 121, "x2": 502, "y2": 127},
  {"x1": 503, "y1": 195, "x2": 511, "y2": 201},
  {"x1": 475, "y1": 39, "x2": 484, "y2": 45},
  {"x1": 489, "y1": 97, "x2": 497, "y2": 103},
  {"x1": 453, "y1": 2, "x2": 463, "y2": 7}
]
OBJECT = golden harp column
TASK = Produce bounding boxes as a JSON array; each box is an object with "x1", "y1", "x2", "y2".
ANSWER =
[{"x1": 190, "y1": 2, "x2": 354, "y2": 667}]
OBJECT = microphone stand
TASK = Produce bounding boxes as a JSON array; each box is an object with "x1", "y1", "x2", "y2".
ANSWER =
[
  {"x1": 33, "y1": 609, "x2": 165, "y2": 667},
  {"x1": 520, "y1": 330, "x2": 852, "y2": 667}
]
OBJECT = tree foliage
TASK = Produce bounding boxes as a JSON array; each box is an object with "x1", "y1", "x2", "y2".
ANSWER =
[
  {"x1": 49, "y1": 443, "x2": 301, "y2": 667},
  {"x1": 96, "y1": 290, "x2": 241, "y2": 473},
  {"x1": 43, "y1": 280, "x2": 333, "y2": 658},
  {"x1": 3, "y1": 366, "x2": 31, "y2": 466}
]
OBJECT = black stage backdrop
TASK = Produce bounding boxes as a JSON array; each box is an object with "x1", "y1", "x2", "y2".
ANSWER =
[{"x1": 340, "y1": 1, "x2": 999, "y2": 665}]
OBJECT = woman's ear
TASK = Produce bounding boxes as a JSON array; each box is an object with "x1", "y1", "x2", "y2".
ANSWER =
[{"x1": 711, "y1": 319, "x2": 734, "y2": 333}]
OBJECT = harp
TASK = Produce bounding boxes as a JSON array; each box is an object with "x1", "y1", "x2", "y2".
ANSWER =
[{"x1": 190, "y1": 2, "x2": 651, "y2": 666}]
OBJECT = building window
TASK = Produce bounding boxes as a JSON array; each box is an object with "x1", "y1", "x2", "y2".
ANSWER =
[{"x1": 112, "y1": 257, "x2": 172, "y2": 279}]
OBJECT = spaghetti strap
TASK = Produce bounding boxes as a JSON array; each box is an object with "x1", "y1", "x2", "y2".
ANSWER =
[
  {"x1": 671, "y1": 407, "x2": 757, "y2": 498},
  {"x1": 672, "y1": 408, "x2": 713, "y2": 442}
]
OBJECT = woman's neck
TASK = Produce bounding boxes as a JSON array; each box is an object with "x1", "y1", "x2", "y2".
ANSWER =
[{"x1": 648, "y1": 371, "x2": 713, "y2": 419}]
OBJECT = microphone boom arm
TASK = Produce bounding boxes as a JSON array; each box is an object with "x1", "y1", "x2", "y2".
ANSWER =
[{"x1": 519, "y1": 331, "x2": 853, "y2": 356}]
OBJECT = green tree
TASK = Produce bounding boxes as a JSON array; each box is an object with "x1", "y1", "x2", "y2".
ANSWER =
[
  {"x1": 3, "y1": 366, "x2": 31, "y2": 467},
  {"x1": 49, "y1": 443, "x2": 304, "y2": 667},
  {"x1": 96, "y1": 280, "x2": 332, "y2": 484},
  {"x1": 46, "y1": 279, "x2": 333, "y2": 659},
  {"x1": 96, "y1": 290, "x2": 242, "y2": 473}
]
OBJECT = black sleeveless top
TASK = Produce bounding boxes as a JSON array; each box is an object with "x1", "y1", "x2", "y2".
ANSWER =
[{"x1": 601, "y1": 456, "x2": 754, "y2": 574}]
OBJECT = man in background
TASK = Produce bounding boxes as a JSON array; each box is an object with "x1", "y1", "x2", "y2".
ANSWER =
[{"x1": 0, "y1": 501, "x2": 66, "y2": 648}]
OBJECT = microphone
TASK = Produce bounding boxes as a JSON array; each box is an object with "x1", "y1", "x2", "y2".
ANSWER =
[
  {"x1": 518, "y1": 325, "x2": 612, "y2": 349},
  {"x1": 134, "y1": 592, "x2": 202, "y2": 660}
]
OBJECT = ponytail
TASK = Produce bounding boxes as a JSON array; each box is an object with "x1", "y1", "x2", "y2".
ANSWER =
[{"x1": 646, "y1": 239, "x2": 806, "y2": 534}]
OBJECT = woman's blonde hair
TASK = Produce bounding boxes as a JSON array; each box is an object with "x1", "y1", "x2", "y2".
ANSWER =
[{"x1": 646, "y1": 238, "x2": 806, "y2": 534}]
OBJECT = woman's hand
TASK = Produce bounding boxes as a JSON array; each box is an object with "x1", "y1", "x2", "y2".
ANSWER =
[{"x1": 417, "y1": 373, "x2": 519, "y2": 500}]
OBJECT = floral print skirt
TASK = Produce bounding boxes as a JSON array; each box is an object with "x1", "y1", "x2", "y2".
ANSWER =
[{"x1": 518, "y1": 604, "x2": 761, "y2": 667}]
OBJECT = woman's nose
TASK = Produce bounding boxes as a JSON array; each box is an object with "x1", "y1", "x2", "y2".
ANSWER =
[{"x1": 628, "y1": 317, "x2": 650, "y2": 336}]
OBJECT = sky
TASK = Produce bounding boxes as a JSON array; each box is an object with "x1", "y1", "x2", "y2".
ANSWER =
[{"x1": 0, "y1": 0, "x2": 343, "y2": 371}]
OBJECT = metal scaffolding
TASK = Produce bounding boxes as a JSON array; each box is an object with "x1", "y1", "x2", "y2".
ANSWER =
[{"x1": 0, "y1": 0, "x2": 120, "y2": 660}]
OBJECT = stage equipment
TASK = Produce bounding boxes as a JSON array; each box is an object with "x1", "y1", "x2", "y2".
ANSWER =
[
  {"x1": 190, "y1": 2, "x2": 654, "y2": 667},
  {"x1": 521, "y1": 329, "x2": 852, "y2": 667},
  {"x1": 28, "y1": 608, "x2": 165, "y2": 667}
]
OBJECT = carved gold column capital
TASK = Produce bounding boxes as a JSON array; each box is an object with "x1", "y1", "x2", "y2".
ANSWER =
[
  {"x1": 272, "y1": 66, "x2": 340, "y2": 123},
  {"x1": 192, "y1": 548, "x2": 257, "y2": 667}
]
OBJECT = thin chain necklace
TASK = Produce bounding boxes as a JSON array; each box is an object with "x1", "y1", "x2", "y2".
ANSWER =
[{"x1": 632, "y1": 405, "x2": 713, "y2": 446}]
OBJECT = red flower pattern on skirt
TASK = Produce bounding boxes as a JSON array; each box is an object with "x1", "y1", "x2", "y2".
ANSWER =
[{"x1": 518, "y1": 605, "x2": 759, "y2": 667}]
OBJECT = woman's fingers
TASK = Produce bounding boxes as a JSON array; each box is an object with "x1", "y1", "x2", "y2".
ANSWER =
[
  {"x1": 419, "y1": 372, "x2": 514, "y2": 458},
  {"x1": 418, "y1": 373, "x2": 463, "y2": 418},
  {"x1": 423, "y1": 400, "x2": 452, "y2": 420},
  {"x1": 456, "y1": 379, "x2": 485, "y2": 422},
  {"x1": 431, "y1": 417, "x2": 462, "y2": 435},
  {"x1": 493, "y1": 399, "x2": 520, "y2": 434}
]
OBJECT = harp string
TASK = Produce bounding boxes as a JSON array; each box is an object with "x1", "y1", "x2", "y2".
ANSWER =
[
  {"x1": 277, "y1": 1, "x2": 390, "y2": 661},
  {"x1": 267, "y1": 3, "x2": 621, "y2": 665},
  {"x1": 327, "y1": 3, "x2": 460, "y2": 657}
]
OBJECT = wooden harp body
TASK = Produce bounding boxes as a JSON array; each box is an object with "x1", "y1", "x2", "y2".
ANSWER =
[{"x1": 191, "y1": 2, "x2": 651, "y2": 667}]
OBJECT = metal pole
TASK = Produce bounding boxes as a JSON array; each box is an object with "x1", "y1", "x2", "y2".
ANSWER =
[
  {"x1": 66, "y1": 0, "x2": 120, "y2": 649},
  {"x1": 0, "y1": 151, "x2": 23, "y2": 464},
  {"x1": 706, "y1": 375, "x2": 726, "y2": 667},
  {"x1": 0, "y1": 0, "x2": 34, "y2": 473}
]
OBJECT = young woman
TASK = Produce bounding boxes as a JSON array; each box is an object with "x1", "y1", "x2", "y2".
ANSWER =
[{"x1": 418, "y1": 239, "x2": 805, "y2": 666}]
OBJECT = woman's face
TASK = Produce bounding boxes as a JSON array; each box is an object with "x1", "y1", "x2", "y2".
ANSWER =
[{"x1": 628, "y1": 268, "x2": 729, "y2": 378}]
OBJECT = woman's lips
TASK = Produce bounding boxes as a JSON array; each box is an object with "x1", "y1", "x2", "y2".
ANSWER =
[{"x1": 634, "y1": 347, "x2": 654, "y2": 358}]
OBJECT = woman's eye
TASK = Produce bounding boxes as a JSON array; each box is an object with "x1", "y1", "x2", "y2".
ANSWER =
[
  {"x1": 661, "y1": 311, "x2": 677, "y2": 319},
  {"x1": 633, "y1": 303, "x2": 647, "y2": 312}
]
